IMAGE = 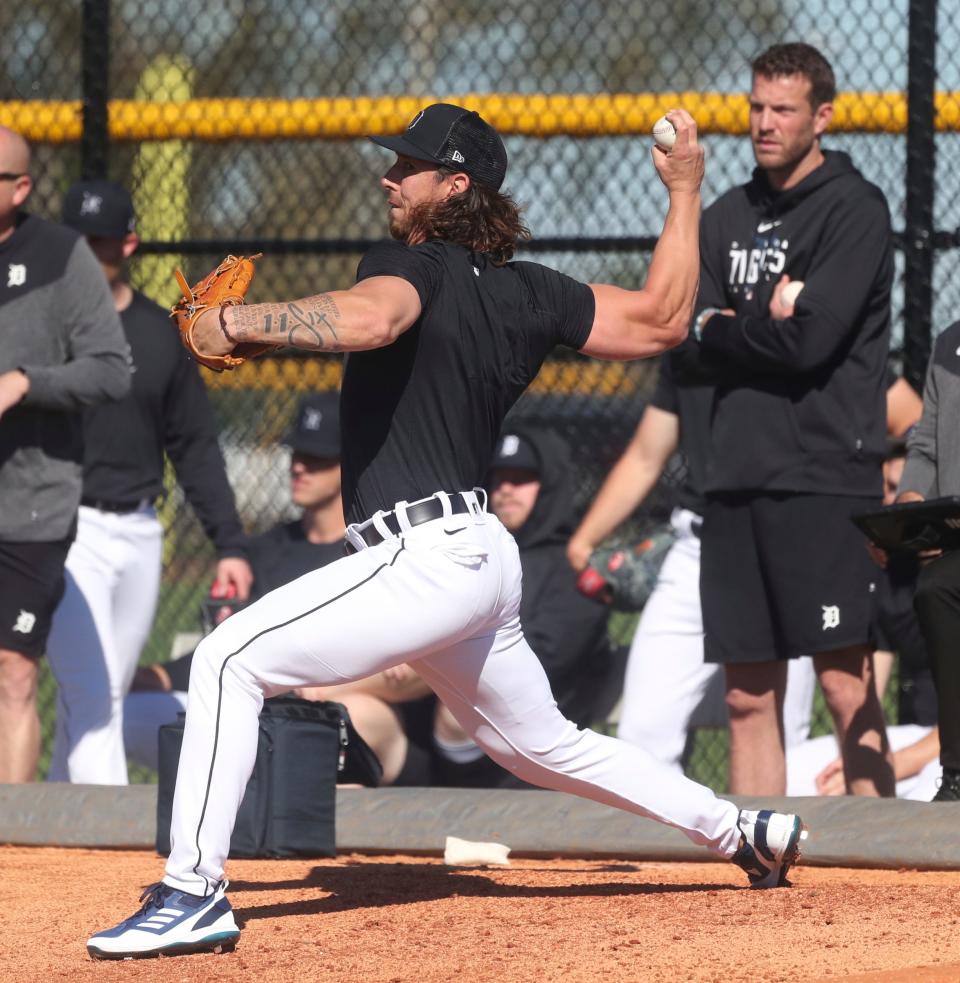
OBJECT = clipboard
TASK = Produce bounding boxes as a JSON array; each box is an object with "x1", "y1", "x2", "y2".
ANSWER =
[{"x1": 851, "y1": 495, "x2": 960, "y2": 553}]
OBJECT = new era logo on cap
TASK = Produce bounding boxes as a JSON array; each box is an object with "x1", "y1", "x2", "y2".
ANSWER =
[
  {"x1": 369, "y1": 103, "x2": 508, "y2": 191},
  {"x1": 286, "y1": 393, "x2": 341, "y2": 459},
  {"x1": 62, "y1": 179, "x2": 136, "y2": 238},
  {"x1": 303, "y1": 407, "x2": 324, "y2": 431},
  {"x1": 79, "y1": 192, "x2": 103, "y2": 216}
]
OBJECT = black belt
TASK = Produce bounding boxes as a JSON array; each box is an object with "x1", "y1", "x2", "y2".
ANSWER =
[
  {"x1": 81, "y1": 496, "x2": 147, "y2": 514},
  {"x1": 349, "y1": 495, "x2": 473, "y2": 552}
]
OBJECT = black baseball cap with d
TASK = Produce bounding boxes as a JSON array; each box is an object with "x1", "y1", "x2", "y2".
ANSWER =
[
  {"x1": 285, "y1": 393, "x2": 341, "y2": 460},
  {"x1": 369, "y1": 103, "x2": 508, "y2": 191},
  {"x1": 490, "y1": 432, "x2": 540, "y2": 474},
  {"x1": 62, "y1": 179, "x2": 136, "y2": 238}
]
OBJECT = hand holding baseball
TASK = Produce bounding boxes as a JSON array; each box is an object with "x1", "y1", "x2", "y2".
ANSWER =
[
  {"x1": 650, "y1": 109, "x2": 704, "y2": 196},
  {"x1": 769, "y1": 275, "x2": 804, "y2": 320},
  {"x1": 652, "y1": 115, "x2": 677, "y2": 150}
]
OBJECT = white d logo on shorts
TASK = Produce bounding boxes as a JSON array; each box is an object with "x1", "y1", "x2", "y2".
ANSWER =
[
  {"x1": 12, "y1": 610, "x2": 36, "y2": 634},
  {"x1": 821, "y1": 605, "x2": 840, "y2": 630}
]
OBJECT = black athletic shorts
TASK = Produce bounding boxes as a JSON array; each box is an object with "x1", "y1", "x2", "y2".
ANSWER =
[
  {"x1": 701, "y1": 492, "x2": 879, "y2": 664},
  {"x1": 0, "y1": 539, "x2": 71, "y2": 658}
]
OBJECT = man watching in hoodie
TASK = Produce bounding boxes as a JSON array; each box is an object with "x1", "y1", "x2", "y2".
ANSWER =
[{"x1": 691, "y1": 43, "x2": 895, "y2": 796}]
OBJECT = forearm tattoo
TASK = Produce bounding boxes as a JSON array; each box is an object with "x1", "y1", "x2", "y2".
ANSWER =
[{"x1": 233, "y1": 295, "x2": 342, "y2": 351}]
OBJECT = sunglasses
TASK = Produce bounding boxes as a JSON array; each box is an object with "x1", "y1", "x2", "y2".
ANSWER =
[{"x1": 0, "y1": 173, "x2": 26, "y2": 181}]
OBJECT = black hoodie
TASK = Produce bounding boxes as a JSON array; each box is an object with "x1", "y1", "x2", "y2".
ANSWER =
[
  {"x1": 696, "y1": 150, "x2": 892, "y2": 496},
  {"x1": 492, "y1": 426, "x2": 612, "y2": 727}
]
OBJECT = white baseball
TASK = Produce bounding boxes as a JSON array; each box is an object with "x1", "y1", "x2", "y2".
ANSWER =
[
  {"x1": 781, "y1": 280, "x2": 804, "y2": 306},
  {"x1": 652, "y1": 115, "x2": 677, "y2": 150}
]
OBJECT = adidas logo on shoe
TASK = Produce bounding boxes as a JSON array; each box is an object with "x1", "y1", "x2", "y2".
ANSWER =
[
  {"x1": 87, "y1": 879, "x2": 239, "y2": 960},
  {"x1": 732, "y1": 809, "x2": 808, "y2": 888}
]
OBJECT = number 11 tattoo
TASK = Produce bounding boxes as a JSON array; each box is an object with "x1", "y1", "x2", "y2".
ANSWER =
[{"x1": 233, "y1": 294, "x2": 342, "y2": 351}]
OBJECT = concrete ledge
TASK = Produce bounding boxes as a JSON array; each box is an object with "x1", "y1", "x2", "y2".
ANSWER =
[{"x1": 2, "y1": 784, "x2": 959, "y2": 870}]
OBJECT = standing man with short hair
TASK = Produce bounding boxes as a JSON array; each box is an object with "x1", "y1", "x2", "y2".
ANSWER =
[
  {"x1": 0, "y1": 130, "x2": 131, "y2": 782},
  {"x1": 693, "y1": 43, "x2": 895, "y2": 796},
  {"x1": 89, "y1": 103, "x2": 807, "y2": 961},
  {"x1": 45, "y1": 179, "x2": 252, "y2": 785},
  {"x1": 896, "y1": 320, "x2": 960, "y2": 801}
]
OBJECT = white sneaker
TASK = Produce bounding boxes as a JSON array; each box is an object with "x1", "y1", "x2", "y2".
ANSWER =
[
  {"x1": 87, "y1": 880, "x2": 239, "y2": 959},
  {"x1": 732, "y1": 809, "x2": 808, "y2": 888}
]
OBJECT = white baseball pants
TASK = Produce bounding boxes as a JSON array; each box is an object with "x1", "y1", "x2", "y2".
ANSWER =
[
  {"x1": 617, "y1": 508, "x2": 816, "y2": 770},
  {"x1": 163, "y1": 491, "x2": 742, "y2": 895},
  {"x1": 46, "y1": 503, "x2": 162, "y2": 784}
]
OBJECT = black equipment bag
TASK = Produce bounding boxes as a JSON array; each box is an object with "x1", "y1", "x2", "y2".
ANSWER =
[{"x1": 156, "y1": 696, "x2": 382, "y2": 859}]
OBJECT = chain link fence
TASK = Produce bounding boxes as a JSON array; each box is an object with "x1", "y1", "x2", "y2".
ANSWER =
[{"x1": 2, "y1": 0, "x2": 946, "y2": 788}]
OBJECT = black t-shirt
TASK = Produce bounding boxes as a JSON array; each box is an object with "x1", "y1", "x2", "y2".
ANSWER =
[
  {"x1": 162, "y1": 520, "x2": 344, "y2": 691},
  {"x1": 341, "y1": 240, "x2": 594, "y2": 524},
  {"x1": 82, "y1": 290, "x2": 245, "y2": 555},
  {"x1": 649, "y1": 346, "x2": 714, "y2": 516},
  {"x1": 246, "y1": 520, "x2": 345, "y2": 599}
]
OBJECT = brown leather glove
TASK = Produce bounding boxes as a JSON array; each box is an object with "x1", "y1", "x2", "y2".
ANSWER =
[{"x1": 170, "y1": 254, "x2": 272, "y2": 371}]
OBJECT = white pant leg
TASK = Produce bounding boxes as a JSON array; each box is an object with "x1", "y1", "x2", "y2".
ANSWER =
[
  {"x1": 123, "y1": 690, "x2": 188, "y2": 772},
  {"x1": 112, "y1": 512, "x2": 163, "y2": 700},
  {"x1": 164, "y1": 510, "x2": 512, "y2": 894},
  {"x1": 616, "y1": 527, "x2": 716, "y2": 771},
  {"x1": 163, "y1": 509, "x2": 741, "y2": 895},
  {"x1": 784, "y1": 733, "x2": 838, "y2": 796},
  {"x1": 46, "y1": 506, "x2": 162, "y2": 784},
  {"x1": 415, "y1": 620, "x2": 741, "y2": 858},
  {"x1": 782, "y1": 656, "x2": 816, "y2": 749}
]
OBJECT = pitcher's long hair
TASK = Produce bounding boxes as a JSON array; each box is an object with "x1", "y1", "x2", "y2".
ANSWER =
[{"x1": 406, "y1": 168, "x2": 531, "y2": 265}]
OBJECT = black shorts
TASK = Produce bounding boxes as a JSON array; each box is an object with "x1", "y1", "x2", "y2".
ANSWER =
[
  {"x1": 0, "y1": 539, "x2": 71, "y2": 658},
  {"x1": 701, "y1": 492, "x2": 879, "y2": 664}
]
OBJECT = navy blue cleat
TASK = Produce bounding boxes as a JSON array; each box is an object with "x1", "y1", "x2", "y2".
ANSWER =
[
  {"x1": 732, "y1": 809, "x2": 807, "y2": 888},
  {"x1": 87, "y1": 880, "x2": 239, "y2": 960}
]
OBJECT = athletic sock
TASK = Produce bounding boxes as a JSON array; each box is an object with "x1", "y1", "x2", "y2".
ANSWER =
[{"x1": 433, "y1": 732, "x2": 485, "y2": 764}]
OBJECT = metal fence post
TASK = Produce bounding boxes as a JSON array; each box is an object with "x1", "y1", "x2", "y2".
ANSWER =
[
  {"x1": 80, "y1": 0, "x2": 111, "y2": 180},
  {"x1": 903, "y1": 0, "x2": 938, "y2": 389}
]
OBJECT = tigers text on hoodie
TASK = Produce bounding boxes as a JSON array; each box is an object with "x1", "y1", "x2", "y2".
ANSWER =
[{"x1": 696, "y1": 150, "x2": 892, "y2": 497}]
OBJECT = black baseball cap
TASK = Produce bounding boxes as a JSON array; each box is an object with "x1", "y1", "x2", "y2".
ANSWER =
[
  {"x1": 490, "y1": 432, "x2": 540, "y2": 474},
  {"x1": 62, "y1": 179, "x2": 136, "y2": 238},
  {"x1": 369, "y1": 103, "x2": 508, "y2": 191},
  {"x1": 286, "y1": 393, "x2": 341, "y2": 459}
]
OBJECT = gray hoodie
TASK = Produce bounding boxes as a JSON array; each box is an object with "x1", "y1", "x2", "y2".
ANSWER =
[
  {"x1": 900, "y1": 320, "x2": 960, "y2": 499},
  {"x1": 0, "y1": 213, "x2": 130, "y2": 541}
]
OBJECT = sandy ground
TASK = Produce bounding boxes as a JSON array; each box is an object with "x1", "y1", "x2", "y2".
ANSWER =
[{"x1": 1, "y1": 847, "x2": 959, "y2": 982}]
